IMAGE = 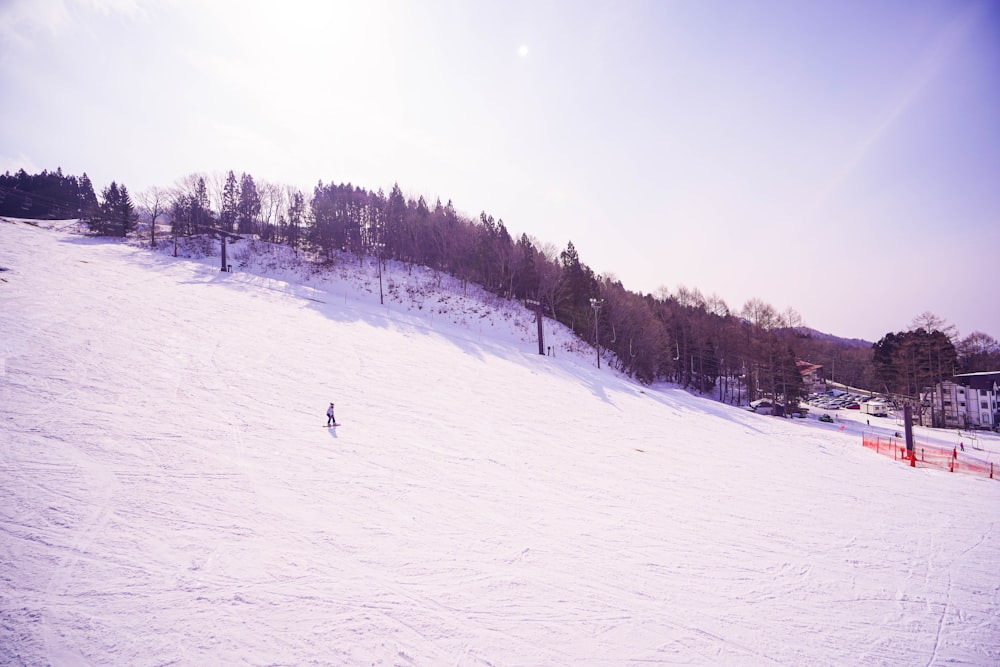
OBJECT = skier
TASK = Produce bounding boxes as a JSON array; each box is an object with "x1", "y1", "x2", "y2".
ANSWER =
[{"x1": 326, "y1": 402, "x2": 337, "y2": 426}]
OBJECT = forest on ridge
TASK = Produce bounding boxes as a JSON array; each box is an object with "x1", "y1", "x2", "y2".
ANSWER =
[{"x1": 4, "y1": 167, "x2": 999, "y2": 409}]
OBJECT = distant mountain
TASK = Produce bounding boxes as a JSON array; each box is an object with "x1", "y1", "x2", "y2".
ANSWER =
[{"x1": 789, "y1": 326, "x2": 872, "y2": 349}]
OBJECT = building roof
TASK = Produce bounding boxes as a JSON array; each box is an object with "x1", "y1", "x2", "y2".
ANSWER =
[
  {"x1": 796, "y1": 361, "x2": 823, "y2": 376},
  {"x1": 952, "y1": 371, "x2": 1000, "y2": 391}
]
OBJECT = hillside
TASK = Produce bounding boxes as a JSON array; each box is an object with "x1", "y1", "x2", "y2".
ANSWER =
[{"x1": 2, "y1": 218, "x2": 999, "y2": 666}]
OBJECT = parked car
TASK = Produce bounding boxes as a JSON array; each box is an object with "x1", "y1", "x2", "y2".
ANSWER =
[
  {"x1": 750, "y1": 398, "x2": 784, "y2": 416},
  {"x1": 846, "y1": 403, "x2": 860, "y2": 409},
  {"x1": 819, "y1": 414, "x2": 835, "y2": 423}
]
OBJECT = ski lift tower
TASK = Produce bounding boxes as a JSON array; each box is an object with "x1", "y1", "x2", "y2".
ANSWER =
[
  {"x1": 374, "y1": 242, "x2": 385, "y2": 305},
  {"x1": 208, "y1": 227, "x2": 241, "y2": 272},
  {"x1": 903, "y1": 402, "x2": 915, "y2": 458},
  {"x1": 526, "y1": 298, "x2": 544, "y2": 355}
]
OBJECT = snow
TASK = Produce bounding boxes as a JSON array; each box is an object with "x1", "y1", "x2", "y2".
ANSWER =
[{"x1": 2, "y1": 217, "x2": 999, "y2": 666}]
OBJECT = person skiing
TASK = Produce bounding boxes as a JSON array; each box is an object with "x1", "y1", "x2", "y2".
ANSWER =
[{"x1": 326, "y1": 402, "x2": 337, "y2": 426}]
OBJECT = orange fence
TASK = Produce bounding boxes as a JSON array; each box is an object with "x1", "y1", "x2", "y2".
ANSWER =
[{"x1": 862, "y1": 434, "x2": 997, "y2": 481}]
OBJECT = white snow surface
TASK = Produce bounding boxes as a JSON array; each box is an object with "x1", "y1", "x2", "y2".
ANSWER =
[{"x1": 2, "y1": 218, "x2": 999, "y2": 666}]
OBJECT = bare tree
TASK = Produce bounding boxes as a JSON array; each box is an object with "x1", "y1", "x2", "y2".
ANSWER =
[
  {"x1": 909, "y1": 311, "x2": 959, "y2": 395},
  {"x1": 910, "y1": 311, "x2": 957, "y2": 338},
  {"x1": 705, "y1": 293, "x2": 730, "y2": 318},
  {"x1": 781, "y1": 306, "x2": 803, "y2": 329},
  {"x1": 257, "y1": 179, "x2": 285, "y2": 241},
  {"x1": 957, "y1": 331, "x2": 1000, "y2": 372},
  {"x1": 741, "y1": 298, "x2": 781, "y2": 401},
  {"x1": 205, "y1": 170, "x2": 231, "y2": 217},
  {"x1": 137, "y1": 186, "x2": 168, "y2": 248},
  {"x1": 534, "y1": 241, "x2": 563, "y2": 318},
  {"x1": 674, "y1": 284, "x2": 706, "y2": 309},
  {"x1": 741, "y1": 298, "x2": 779, "y2": 331}
]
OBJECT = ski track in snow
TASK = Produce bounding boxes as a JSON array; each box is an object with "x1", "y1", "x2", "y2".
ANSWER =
[{"x1": 1, "y1": 218, "x2": 999, "y2": 666}]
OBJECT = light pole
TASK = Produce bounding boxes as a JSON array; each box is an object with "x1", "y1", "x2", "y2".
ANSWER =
[
  {"x1": 374, "y1": 242, "x2": 385, "y2": 305},
  {"x1": 590, "y1": 298, "x2": 603, "y2": 369}
]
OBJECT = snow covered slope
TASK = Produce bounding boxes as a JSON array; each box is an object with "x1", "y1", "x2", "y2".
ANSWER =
[{"x1": 2, "y1": 218, "x2": 999, "y2": 666}]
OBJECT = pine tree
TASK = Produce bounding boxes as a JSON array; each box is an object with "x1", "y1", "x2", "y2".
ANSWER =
[
  {"x1": 514, "y1": 233, "x2": 539, "y2": 299},
  {"x1": 384, "y1": 183, "x2": 406, "y2": 259},
  {"x1": 556, "y1": 241, "x2": 598, "y2": 333},
  {"x1": 91, "y1": 181, "x2": 136, "y2": 237},
  {"x1": 237, "y1": 172, "x2": 261, "y2": 235},
  {"x1": 113, "y1": 183, "x2": 136, "y2": 237},
  {"x1": 286, "y1": 189, "x2": 305, "y2": 248},
  {"x1": 77, "y1": 173, "x2": 98, "y2": 218},
  {"x1": 193, "y1": 177, "x2": 211, "y2": 233},
  {"x1": 220, "y1": 171, "x2": 238, "y2": 233}
]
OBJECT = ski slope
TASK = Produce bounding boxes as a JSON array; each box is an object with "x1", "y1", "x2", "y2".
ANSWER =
[{"x1": 2, "y1": 218, "x2": 999, "y2": 666}]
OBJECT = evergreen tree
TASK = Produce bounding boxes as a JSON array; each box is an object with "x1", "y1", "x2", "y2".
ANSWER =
[
  {"x1": 514, "y1": 233, "x2": 539, "y2": 299},
  {"x1": 90, "y1": 181, "x2": 136, "y2": 237},
  {"x1": 193, "y1": 177, "x2": 211, "y2": 233},
  {"x1": 872, "y1": 327, "x2": 957, "y2": 398},
  {"x1": 0, "y1": 168, "x2": 99, "y2": 218},
  {"x1": 384, "y1": 183, "x2": 406, "y2": 259},
  {"x1": 237, "y1": 172, "x2": 261, "y2": 235},
  {"x1": 220, "y1": 171, "x2": 238, "y2": 232},
  {"x1": 77, "y1": 173, "x2": 98, "y2": 218},
  {"x1": 286, "y1": 189, "x2": 305, "y2": 248},
  {"x1": 556, "y1": 241, "x2": 598, "y2": 333},
  {"x1": 309, "y1": 181, "x2": 338, "y2": 257}
]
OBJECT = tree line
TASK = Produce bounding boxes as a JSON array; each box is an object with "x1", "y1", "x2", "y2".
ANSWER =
[
  {"x1": 12, "y1": 167, "x2": 1000, "y2": 408},
  {"x1": 0, "y1": 168, "x2": 98, "y2": 219}
]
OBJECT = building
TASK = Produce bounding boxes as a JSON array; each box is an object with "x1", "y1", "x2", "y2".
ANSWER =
[
  {"x1": 796, "y1": 361, "x2": 825, "y2": 394},
  {"x1": 861, "y1": 400, "x2": 889, "y2": 417},
  {"x1": 927, "y1": 371, "x2": 1000, "y2": 430}
]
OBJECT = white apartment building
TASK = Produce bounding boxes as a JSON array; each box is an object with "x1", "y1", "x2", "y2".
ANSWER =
[{"x1": 928, "y1": 372, "x2": 1000, "y2": 430}]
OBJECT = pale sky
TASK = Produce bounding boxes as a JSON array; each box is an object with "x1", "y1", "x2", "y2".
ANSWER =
[{"x1": 2, "y1": 0, "x2": 998, "y2": 342}]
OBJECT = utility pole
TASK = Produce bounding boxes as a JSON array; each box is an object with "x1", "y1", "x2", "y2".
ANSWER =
[
  {"x1": 526, "y1": 299, "x2": 544, "y2": 355},
  {"x1": 590, "y1": 298, "x2": 603, "y2": 369}
]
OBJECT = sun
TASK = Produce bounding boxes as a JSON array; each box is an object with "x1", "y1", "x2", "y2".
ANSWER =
[{"x1": 518, "y1": 44, "x2": 529, "y2": 58}]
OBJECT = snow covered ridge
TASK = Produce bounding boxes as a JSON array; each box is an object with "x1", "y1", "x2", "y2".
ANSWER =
[
  {"x1": 151, "y1": 224, "x2": 600, "y2": 364},
  {"x1": 2, "y1": 218, "x2": 1000, "y2": 666}
]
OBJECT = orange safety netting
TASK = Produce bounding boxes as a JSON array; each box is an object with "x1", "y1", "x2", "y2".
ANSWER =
[{"x1": 862, "y1": 435, "x2": 997, "y2": 481}]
